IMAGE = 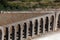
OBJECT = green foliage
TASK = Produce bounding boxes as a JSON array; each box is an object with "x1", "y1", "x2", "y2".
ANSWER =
[
  {"x1": 0, "y1": 0, "x2": 60, "y2": 11},
  {"x1": 54, "y1": 0, "x2": 60, "y2": 2},
  {"x1": 0, "y1": 0, "x2": 8, "y2": 6},
  {"x1": 18, "y1": 0, "x2": 41, "y2": 2},
  {"x1": 0, "y1": 4, "x2": 4, "y2": 10}
]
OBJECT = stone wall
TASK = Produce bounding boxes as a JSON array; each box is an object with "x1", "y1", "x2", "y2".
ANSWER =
[{"x1": 0, "y1": 12, "x2": 60, "y2": 40}]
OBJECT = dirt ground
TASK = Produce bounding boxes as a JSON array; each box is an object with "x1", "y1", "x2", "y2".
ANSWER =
[{"x1": 0, "y1": 13, "x2": 47, "y2": 26}]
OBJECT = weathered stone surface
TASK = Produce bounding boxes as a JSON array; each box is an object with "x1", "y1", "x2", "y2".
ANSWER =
[{"x1": 0, "y1": 11, "x2": 60, "y2": 40}]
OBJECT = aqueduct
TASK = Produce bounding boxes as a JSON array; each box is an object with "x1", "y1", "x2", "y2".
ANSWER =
[{"x1": 0, "y1": 11, "x2": 60, "y2": 40}]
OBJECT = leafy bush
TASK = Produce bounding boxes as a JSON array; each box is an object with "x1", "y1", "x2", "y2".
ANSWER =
[{"x1": 0, "y1": 0, "x2": 60, "y2": 11}]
